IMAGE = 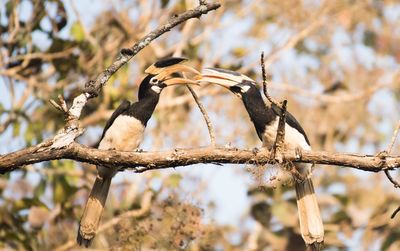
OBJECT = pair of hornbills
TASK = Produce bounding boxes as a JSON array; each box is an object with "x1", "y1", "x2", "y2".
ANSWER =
[{"x1": 77, "y1": 57, "x2": 324, "y2": 250}]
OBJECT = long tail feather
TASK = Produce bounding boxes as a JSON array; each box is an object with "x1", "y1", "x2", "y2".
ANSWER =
[
  {"x1": 77, "y1": 175, "x2": 112, "y2": 247},
  {"x1": 295, "y1": 177, "x2": 324, "y2": 250}
]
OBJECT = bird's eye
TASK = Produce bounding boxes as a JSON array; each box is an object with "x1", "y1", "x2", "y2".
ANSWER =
[
  {"x1": 150, "y1": 77, "x2": 158, "y2": 84},
  {"x1": 230, "y1": 86, "x2": 242, "y2": 93}
]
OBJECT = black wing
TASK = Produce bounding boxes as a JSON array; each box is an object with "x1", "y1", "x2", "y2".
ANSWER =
[
  {"x1": 98, "y1": 99, "x2": 131, "y2": 143},
  {"x1": 271, "y1": 103, "x2": 310, "y2": 146}
]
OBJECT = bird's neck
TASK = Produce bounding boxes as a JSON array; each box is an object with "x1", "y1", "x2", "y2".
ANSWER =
[
  {"x1": 241, "y1": 91, "x2": 276, "y2": 140},
  {"x1": 129, "y1": 94, "x2": 160, "y2": 126}
]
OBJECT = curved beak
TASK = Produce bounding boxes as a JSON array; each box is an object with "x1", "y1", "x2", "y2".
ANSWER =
[
  {"x1": 196, "y1": 68, "x2": 255, "y2": 89},
  {"x1": 145, "y1": 58, "x2": 200, "y2": 86}
]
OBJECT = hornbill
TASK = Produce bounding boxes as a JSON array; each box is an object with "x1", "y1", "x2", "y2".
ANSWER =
[
  {"x1": 197, "y1": 68, "x2": 324, "y2": 250},
  {"x1": 77, "y1": 57, "x2": 199, "y2": 247}
]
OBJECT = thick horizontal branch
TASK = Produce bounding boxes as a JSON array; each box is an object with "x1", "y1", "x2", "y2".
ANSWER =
[{"x1": 1, "y1": 142, "x2": 399, "y2": 174}]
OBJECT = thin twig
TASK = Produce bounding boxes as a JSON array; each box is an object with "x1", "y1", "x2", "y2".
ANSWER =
[
  {"x1": 260, "y1": 52, "x2": 280, "y2": 106},
  {"x1": 388, "y1": 120, "x2": 400, "y2": 154},
  {"x1": 385, "y1": 170, "x2": 400, "y2": 188},
  {"x1": 270, "y1": 100, "x2": 287, "y2": 163},
  {"x1": 391, "y1": 206, "x2": 400, "y2": 219},
  {"x1": 170, "y1": 16, "x2": 216, "y2": 147},
  {"x1": 384, "y1": 121, "x2": 400, "y2": 188},
  {"x1": 384, "y1": 120, "x2": 400, "y2": 217},
  {"x1": 186, "y1": 85, "x2": 216, "y2": 147}
]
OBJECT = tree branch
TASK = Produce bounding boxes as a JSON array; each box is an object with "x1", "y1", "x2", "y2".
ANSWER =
[
  {"x1": 186, "y1": 85, "x2": 216, "y2": 147},
  {"x1": 1, "y1": 142, "x2": 399, "y2": 174},
  {"x1": 83, "y1": 2, "x2": 221, "y2": 98},
  {"x1": 260, "y1": 51, "x2": 280, "y2": 106},
  {"x1": 23, "y1": 2, "x2": 220, "y2": 153},
  {"x1": 270, "y1": 100, "x2": 287, "y2": 163}
]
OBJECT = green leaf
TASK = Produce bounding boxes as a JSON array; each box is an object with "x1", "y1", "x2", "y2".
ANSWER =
[
  {"x1": 70, "y1": 21, "x2": 85, "y2": 42},
  {"x1": 13, "y1": 198, "x2": 45, "y2": 211},
  {"x1": 363, "y1": 30, "x2": 376, "y2": 48},
  {"x1": 51, "y1": 161, "x2": 79, "y2": 204},
  {"x1": 5, "y1": 1, "x2": 14, "y2": 18},
  {"x1": 12, "y1": 121, "x2": 20, "y2": 137},
  {"x1": 33, "y1": 179, "x2": 47, "y2": 198}
]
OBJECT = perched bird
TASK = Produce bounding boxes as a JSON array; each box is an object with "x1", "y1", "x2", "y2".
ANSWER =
[
  {"x1": 77, "y1": 57, "x2": 199, "y2": 247},
  {"x1": 197, "y1": 68, "x2": 324, "y2": 250}
]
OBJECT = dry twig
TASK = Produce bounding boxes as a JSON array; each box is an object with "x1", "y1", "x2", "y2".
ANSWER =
[
  {"x1": 270, "y1": 100, "x2": 287, "y2": 163},
  {"x1": 260, "y1": 52, "x2": 280, "y2": 106},
  {"x1": 186, "y1": 85, "x2": 216, "y2": 147},
  {"x1": 384, "y1": 120, "x2": 400, "y2": 218}
]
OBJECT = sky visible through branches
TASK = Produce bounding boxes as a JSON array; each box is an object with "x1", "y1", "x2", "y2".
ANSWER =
[{"x1": 1, "y1": 0, "x2": 400, "y2": 249}]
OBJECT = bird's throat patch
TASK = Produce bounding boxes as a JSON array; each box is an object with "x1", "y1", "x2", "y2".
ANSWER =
[{"x1": 151, "y1": 86, "x2": 162, "y2": 93}]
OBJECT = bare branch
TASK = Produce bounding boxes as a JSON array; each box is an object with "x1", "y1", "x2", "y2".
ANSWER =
[
  {"x1": 385, "y1": 170, "x2": 400, "y2": 188},
  {"x1": 19, "y1": 2, "x2": 220, "y2": 152},
  {"x1": 186, "y1": 85, "x2": 216, "y2": 147},
  {"x1": 384, "y1": 121, "x2": 400, "y2": 188},
  {"x1": 83, "y1": 2, "x2": 220, "y2": 98},
  {"x1": 1, "y1": 142, "x2": 399, "y2": 174},
  {"x1": 384, "y1": 120, "x2": 400, "y2": 218},
  {"x1": 270, "y1": 100, "x2": 287, "y2": 163},
  {"x1": 388, "y1": 120, "x2": 400, "y2": 154},
  {"x1": 260, "y1": 52, "x2": 280, "y2": 106},
  {"x1": 391, "y1": 206, "x2": 400, "y2": 219}
]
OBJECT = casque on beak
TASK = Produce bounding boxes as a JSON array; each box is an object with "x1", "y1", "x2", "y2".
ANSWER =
[
  {"x1": 145, "y1": 59, "x2": 200, "y2": 86},
  {"x1": 196, "y1": 68, "x2": 255, "y2": 89}
]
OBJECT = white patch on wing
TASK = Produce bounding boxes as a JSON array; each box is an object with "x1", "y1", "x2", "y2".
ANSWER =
[{"x1": 99, "y1": 115, "x2": 145, "y2": 152}]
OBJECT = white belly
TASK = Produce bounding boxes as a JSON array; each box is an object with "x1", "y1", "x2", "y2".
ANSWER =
[
  {"x1": 97, "y1": 115, "x2": 145, "y2": 177},
  {"x1": 262, "y1": 118, "x2": 312, "y2": 177},
  {"x1": 99, "y1": 115, "x2": 145, "y2": 151},
  {"x1": 262, "y1": 118, "x2": 311, "y2": 151}
]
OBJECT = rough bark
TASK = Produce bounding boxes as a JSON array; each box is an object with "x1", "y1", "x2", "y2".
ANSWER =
[{"x1": 1, "y1": 142, "x2": 397, "y2": 174}]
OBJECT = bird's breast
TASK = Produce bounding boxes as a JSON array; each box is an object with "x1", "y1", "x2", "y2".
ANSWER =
[
  {"x1": 98, "y1": 115, "x2": 145, "y2": 152},
  {"x1": 262, "y1": 119, "x2": 311, "y2": 151}
]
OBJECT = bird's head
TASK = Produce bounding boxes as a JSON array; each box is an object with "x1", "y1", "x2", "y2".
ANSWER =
[
  {"x1": 138, "y1": 57, "x2": 199, "y2": 100},
  {"x1": 196, "y1": 68, "x2": 257, "y2": 98}
]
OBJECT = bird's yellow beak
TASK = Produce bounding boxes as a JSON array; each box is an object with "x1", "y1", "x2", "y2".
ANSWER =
[
  {"x1": 196, "y1": 68, "x2": 255, "y2": 89},
  {"x1": 145, "y1": 58, "x2": 200, "y2": 86}
]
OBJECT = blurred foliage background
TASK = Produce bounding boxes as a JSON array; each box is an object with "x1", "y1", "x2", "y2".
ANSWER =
[{"x1": 1, "y1": 0, "x2": 400, "y2": 250}]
